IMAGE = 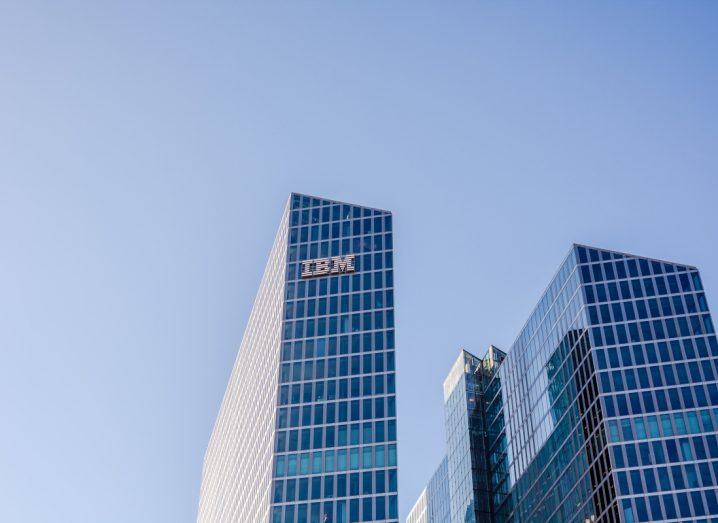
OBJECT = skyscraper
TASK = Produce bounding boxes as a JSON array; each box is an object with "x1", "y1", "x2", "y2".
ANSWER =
[
  {"x1": 443, "y1": 351, "x2": 488, "y2": 523},
  {"x1": 411, "y1": 244, "x2": 718, "y2": 523},
  {"x1": 443, "y1": 347, "x2": 504, "y2": 523},
  {"x1": 198, "y1": 193, "x2": 398, "y2": 523}
]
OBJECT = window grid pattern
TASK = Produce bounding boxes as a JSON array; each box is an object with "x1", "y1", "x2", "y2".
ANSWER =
[
  {"x1": 426, "y1": 456, "x2": 450, "y2": 523},
  {"x1": 445, "y1": 352, "x2": 483, "y2": 523},
  {"x1": 578, "y1": 245, "x2": 718, "y2": 522},
  {"x1": 271, "y1": 194, "x2": 398, "y2": 523},
  {"x1": 418, "y1": 245, "x2": 715, "y2": 523}
]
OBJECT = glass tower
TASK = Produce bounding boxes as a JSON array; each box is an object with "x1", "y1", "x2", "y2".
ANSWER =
[
  {"x1": 426, "y1": 457, "x2": 450, "y2": 523},
  {"x1": 420, "y1": 244, "x2": 718, "y2": 523},
  {"x1": 443, "y1": 350, "x2": 491, "y2": 523},
  {"x1": 438, "y1": 346, "x2": 504, "y2": 523},
  {"x1": 199, "y1": 193, "x2": 398, "y2": 523}
]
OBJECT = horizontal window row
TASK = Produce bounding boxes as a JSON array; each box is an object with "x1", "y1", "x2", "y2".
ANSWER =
[
  {"x1": 272, "y1": 495, "x2": 399, "y2": 523},
  {"x1": 590, "y1": 314, "x2": 715, "y2": 348},
  {"x1": 599, "y1": 359, "x2": 717, "y2": 393},
  {"x1": 283, "y1": 328, "x2": 394, "y2": 353},
  {"x1": 607, "y1": 409, "x2": 718, "y2": 442},
  {"x1": 275, "y1": 419, "x2": 397, "y2": 453},
  {"x1": 588, "y1": 293, "x2": 708, "y2": 325},
  {"x1": 285, "y1": 291, "x2": 392, "y2": 320},
  {"x1": 281, "y1": 333, "x2": 396, "y2": 362},
  {"x1": 286, "y1": 271, "x2": 393, "y2": 300},
  {"x1": 277, "y1": 397, "x2": 396, "y2": 429},
  {"x1": 281, "y1": 353, "x2": 395, "y2": 383},
  {"x1": 595, "y1": 337, "x2": 718, "y2": 370},
  {"x1": 288, "y1": 234, "x2": 392, "y2": 260},
  {"x1": 290, "y1": 202, "x2": 391, "y2": 224},
  {"x1": 291, "y1": 194, "x2": 335, "y2": 209},
  {"x1": 290, "y1": 201, "x2": 390, "y2": 225},
  {"x1": 584, "y1": 274, "x2": 702, "y2": 305},
  {"x1": 274, "y1": 471, "x2": 397, "y2": 505},
  {"x1": 611, "y1": 434, "x2": 718, "y2": 469},
  {"x1": 274, "y1": 446, "x2": 398, "y2": 478},
  {"x1": 289, "y1": 217, "x2": 391, "y2": 243},
  {"x1": 616, "y1": 460, "x2": 718, "y2": 496},
  {"x1": 290, "y1": 217, "x2": 391, "y2": 243},
  {"x1": 278, "y1": 376, "x2": 396, "y2": 406},
  {"x1": 581, "y1": 260, "x2": 699, "y2": 288},
  {"x1": 283, "y1": 312, "x2": 395, "y2": 340},
  {"x1": 622, "y1": 488, "x2": 718, "y2": 522},
  {"x1": 602, "y1": 382, "x2": 718, "y2": 417},
  {"x1": 577, "y1": 246, "x2": 690, "y2": 275}
]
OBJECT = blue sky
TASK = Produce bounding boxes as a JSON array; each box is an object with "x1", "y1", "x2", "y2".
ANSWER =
[{"x1": 2, "y1": 2, "x2": 717, "y2": 521}]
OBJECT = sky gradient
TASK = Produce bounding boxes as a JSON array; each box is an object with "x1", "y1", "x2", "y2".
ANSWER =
[{"x1": 2, "y1": 2, "x2": 717, "y2": 521}]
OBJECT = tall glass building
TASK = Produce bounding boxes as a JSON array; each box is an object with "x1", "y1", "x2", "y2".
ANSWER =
[
  {"x1": 412, "y1": 244, "x2": 718, "y2": 523},
  {"x1": 443, "y1": 350, "x2": 495, "y2": 523},
  {"x1": 199, "y1": 193, "x2": 398, "y2": 523}
]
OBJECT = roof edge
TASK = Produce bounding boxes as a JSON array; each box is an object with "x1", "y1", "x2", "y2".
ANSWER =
[{"x1": 289, "y1": 191, "x2": 392, "y2": 214}]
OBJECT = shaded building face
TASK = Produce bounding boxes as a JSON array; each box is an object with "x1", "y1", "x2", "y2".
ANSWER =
[{"x1": 199, "y1": 193, "x2": 398, "y2": 523}]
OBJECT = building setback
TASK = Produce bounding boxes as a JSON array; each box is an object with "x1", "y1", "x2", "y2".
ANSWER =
[
  {"x1": 199, "y1": 193, "x2": 398, "y2": 522},
  {"x1": 410, "y1": 244, "x2": 718, "y2": 523}
]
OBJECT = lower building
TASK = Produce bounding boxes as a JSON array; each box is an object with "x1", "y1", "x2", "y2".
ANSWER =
[
  {"x1": 410, "y1": 244, "x2": 718, "y2": 523},
  {"x1": 406, "y1": 457, "x2": 449, "y2": 523},
  {"x1": 426, "y1": 457, "x2": 450, "y2": 522}
]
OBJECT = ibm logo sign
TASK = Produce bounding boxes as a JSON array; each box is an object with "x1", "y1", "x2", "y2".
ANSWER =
[{"x1": 301, "y1": 254, "x2": 356, "y2": 279}]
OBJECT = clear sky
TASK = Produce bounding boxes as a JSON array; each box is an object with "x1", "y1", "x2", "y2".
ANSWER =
[{"x1": 2, "y1": 2, "x2": 717, "y2": 521}]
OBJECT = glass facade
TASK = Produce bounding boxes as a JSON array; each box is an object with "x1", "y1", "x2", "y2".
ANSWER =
[
  {"x1": 426, "y1": 456, "x2": 450, "y2": 523},
  {"x1": 406, "y1": 457, "x2": 450, "y2": 523},
  {"x1": 579, "y1": 245, "x2": 718, "y2": 523},
  {"x1": 406, "y1": 488, "x2": 428, "y2": 523},
  {"x1": 444, "y1": 351, "x2": 492, "y2": 523},
  {"x1": 486, "y1": 246, "x2": 608, "y2": 523},
  {"x1": 200, "y1": 193, "x2": 398, "y2": 523},
  {"x1": 423, "y1": 244, "x2": 718, "y2": 523}
]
